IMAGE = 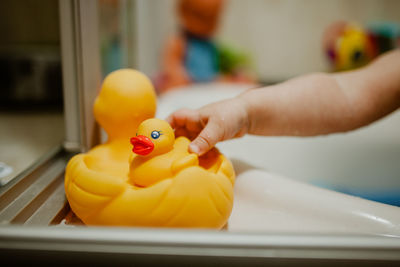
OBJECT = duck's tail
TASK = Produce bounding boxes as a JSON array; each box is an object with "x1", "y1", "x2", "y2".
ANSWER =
[{"x1": 65, "y1": 154, "x2": 126, "y2": 222}]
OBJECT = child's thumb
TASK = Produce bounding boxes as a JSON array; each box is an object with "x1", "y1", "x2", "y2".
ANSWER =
[{"x1": 189, "y1": 120, "x2": 222, "y2": 156}]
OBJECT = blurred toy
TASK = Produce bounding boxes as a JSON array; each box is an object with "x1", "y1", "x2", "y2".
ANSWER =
[
  {"x1": 65, "y1": 69, "x2": 235, "y2": 228},
  {"x1": 217, "y1": 43, "x2": 254, "y2": 83},
  {"x1": 368, "y1": 22, "x2": 400, "y2": 53},
  {"x1": 323, "y1": 21, "x2": 400, "y2": 71},
  {"x1": 323, "y1": 22, "x2": 375, "y2": 71},
  {"x1": 158, "y1": 0, "x2": 255, "y2": 93}
]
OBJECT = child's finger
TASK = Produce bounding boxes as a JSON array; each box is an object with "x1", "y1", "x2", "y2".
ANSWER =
[
  {"x1": 165, "y1": 114, "x2": 175, "y2": 126},
  {"x1": 174, "y1": 127, "x2": 189, "y2": 138},
  {"x1": 166, "y1": 108, "x2": 198, "y2": 129},
  {"x1": 189, "y1": 119, "x2": 223, "y2": 155},
  {"x1": 166, "y1": 108, "x2": 188, "y2": 128},
  {"x1": 185, "y1": 112, "x2": 203, "y2": 133}
]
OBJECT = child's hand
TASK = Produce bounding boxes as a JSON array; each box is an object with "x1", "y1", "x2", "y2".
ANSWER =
[{"x1": 167, "y1": 97, "x2": 250, "y2": 155}]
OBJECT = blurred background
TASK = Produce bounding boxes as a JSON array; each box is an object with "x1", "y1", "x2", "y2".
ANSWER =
[
  {"x1": 0, "y1": 0, "x2": 399, "y2": 205},
  {"x1": 97, "y1": 0, "x2": 400, "y2": 89},
  {"x1": 130, "y1": 0, "x2": 400, "y2": 83}
]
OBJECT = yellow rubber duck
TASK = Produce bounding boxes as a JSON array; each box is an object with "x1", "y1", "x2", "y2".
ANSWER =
[
  {"x1": 65, "y1": 69, "x2": 235, "y2": 228},
  {"x1": 129, "y1": 118, "x2": 199, "y2": 187}
]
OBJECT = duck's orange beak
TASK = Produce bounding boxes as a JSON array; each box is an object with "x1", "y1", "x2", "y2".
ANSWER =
[{"x1": 130, "y1": 135, "x2": 154, "y2": 156}]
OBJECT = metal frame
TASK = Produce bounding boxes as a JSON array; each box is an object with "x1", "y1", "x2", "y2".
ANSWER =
[
  {"x1": 59, "y1": 0, "x2": 101, "y2": 152},
  {"x1": 0, "y1": 147, "x2": 71, "y2": 225},
  {"x1": 120, "y1": 0, "x2": 138, "y2": 69},
  {"x1": 0, "y1": 0, "x2": 98, "y2": 226},
  {"x1": 1, "y1": 226, "x2": 400, "y2": 265}
]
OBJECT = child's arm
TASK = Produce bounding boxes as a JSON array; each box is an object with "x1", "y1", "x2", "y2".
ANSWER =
[
  {"x1": 243, "y1": 49, "x2": 400, "y2": 136},
  {"x1": 168, "y1": 50, "x2": 400, "y2": 155}
]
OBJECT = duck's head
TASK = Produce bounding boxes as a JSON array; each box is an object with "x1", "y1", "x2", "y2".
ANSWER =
[
  {"x1": 94, "y1": 69, "x2": 157, "y2": 141},
  {"x1": 130, "y1": 119, "x2": 175, "y2": 157}
]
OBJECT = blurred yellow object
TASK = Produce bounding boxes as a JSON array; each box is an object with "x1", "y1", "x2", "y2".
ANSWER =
[
  {"x1": 335, "y1": 24, "x2": 372, "y2": 70},
  {"x1": 93, "y1": 69, "x2": 157, "y2": 140},
  {"x1": 64, "y1": 69, "x2": 235, "y2": 228}
]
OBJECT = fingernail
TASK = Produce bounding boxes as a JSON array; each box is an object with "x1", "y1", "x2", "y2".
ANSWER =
[{"x1": 189, "y1": 143, "x2": 200, "y2": 154}]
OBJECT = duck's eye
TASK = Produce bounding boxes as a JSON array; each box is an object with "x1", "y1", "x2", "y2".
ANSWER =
[{"x1": 151, "y1": 131, "x2": 161, "y2": 139}]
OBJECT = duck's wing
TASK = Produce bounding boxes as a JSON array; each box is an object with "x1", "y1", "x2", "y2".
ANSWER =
[
  {"x1": 171, "y1": 153, "x2": 199, "y2": 175},
  {"x1": 174, "y1": 136, "x2": 191, "y2": 149}
]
